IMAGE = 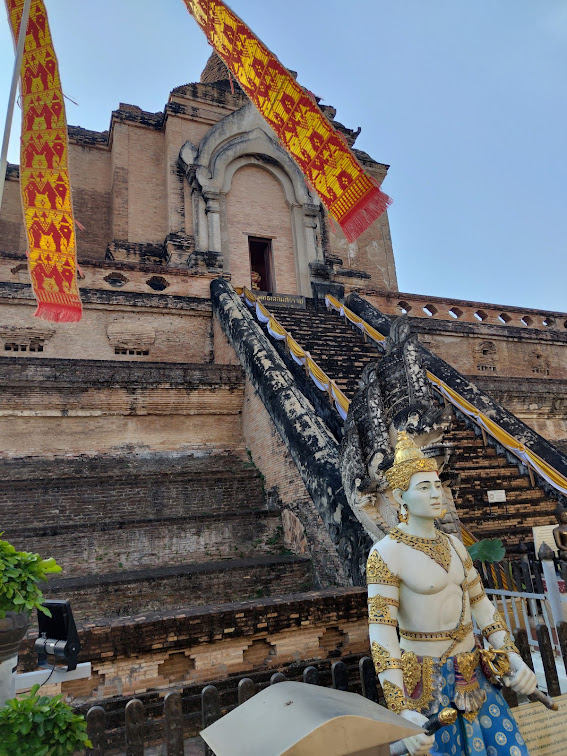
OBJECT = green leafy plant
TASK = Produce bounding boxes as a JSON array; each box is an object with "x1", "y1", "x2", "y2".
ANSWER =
[
  {"x1": 0, "y1": 537, "x2": 61, "y2": 618},
  {"x1": 466, "y1": 538, "x2": 505, "y2": 563},
  {"x1": 0, "y1": 684, "x2": 91, "y2": 755}
]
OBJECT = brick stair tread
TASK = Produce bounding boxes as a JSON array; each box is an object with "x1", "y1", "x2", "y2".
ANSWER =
[
  {"x1": 46, "y1": 554, "x2": 310, "y2": 591},
  {"x1": 4, "y1": 509, "x2": 279, "y2": 538}
]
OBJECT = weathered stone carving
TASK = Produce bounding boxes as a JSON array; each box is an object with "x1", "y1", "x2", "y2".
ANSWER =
[{"x1": 339, "y1": 316, "x2": 455, "y2": 541}]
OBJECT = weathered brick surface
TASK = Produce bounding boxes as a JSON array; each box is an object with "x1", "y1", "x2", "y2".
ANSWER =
[
  {"x1": 42, "y1": 555, "x2": 313, "y2": 621},
  {"x1": 7, "y1": 511, "x2": 283, "y2": 576},
  {"x1": 0, "y1": 280, "x2": 214, "y2": 364},
  {"x1": 0, "y1": 453, "x2": 263, "y2": 528},
  {"x1": 243, "y1": 379, "x2": 348, "y2": 588},
  {"x1": 0, "y1": 358, "x2": 244, "y2": 455},
  {"x1": 19, "y1": 588, "x2": 368, "y2": 706}
]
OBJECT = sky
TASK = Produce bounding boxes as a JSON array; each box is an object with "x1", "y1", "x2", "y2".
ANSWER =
[{"x1": 1, "y1": 0, "x2": 565, "y2": 312}]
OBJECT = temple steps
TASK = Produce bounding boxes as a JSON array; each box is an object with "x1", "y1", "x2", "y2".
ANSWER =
[
  {"x1": 5, "y1": 510, "x2": 283, "y2": 577},
  {"x1": 267, "y1": 302, "x2": 382, "y2": 399},
  {"x1": 42, "y1": 555, "x2": 313, "y2": 622},
  {"x1": 0, "y1": 452, "x2": 267, "y2": 529},
  {"x1": 264, "y1": 298, "x2": 558, "y2": 555},
  {"x1": 444, "y1": 419, "x2": 557, "y2": 553}
]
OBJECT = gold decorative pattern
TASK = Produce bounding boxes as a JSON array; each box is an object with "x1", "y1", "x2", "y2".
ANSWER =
[
  {"x1": 455, "y1": 650, "x2": 479, "y2": 683},
  {"x1": 400, "y1": 622, "x2": 473, "y2": 643},
  {"x1": 479, "y1": 646, "x2": 512, "y2": 679},
  {"x1": 499, "y1": 632, "x2": 520, "y2": 656},
  {"x1": 389, "y1": 527, "x2": 452, "y2": 572},
  {"x1": 466, "y1": 573, "x2": 482, "y2": 591},
  {"x1": 368, "y1": 595, "x2": 397, "y2": 625},
  {"x1": 384, "y1": 431, "x2": 439, "y2": 492},
  {"x1": 401, "y1": 651, "x2": 422, "y2": 695},
  {"x1": 482, "y1": 610, "x2": 507, "y2": 639},
  {"x1": 371, "y1": 641, "x2": 403, "y2": 675},
  {"x1": 403, "y1": 656, "x2": 436, "y2": 712},
  {"x1": 382, "y1": 680, "x2": 406, "y2": 714},
  {"x1": 469, "y1": 588, "x2": 486, "y2": 605},
  {"x1": 463, "y1": 553, "x2": 474, "y2": 571},
  {"x1": 366, "y1": 550, "x2": 401, "y2": 586}
]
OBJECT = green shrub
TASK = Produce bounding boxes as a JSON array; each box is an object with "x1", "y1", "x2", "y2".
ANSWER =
[
  {"x1": 0, "y1": 685, "x2": 91, "y2": 755},
  {"x1": 0, "y1": 536, "x2": 61, "y2": 618}
]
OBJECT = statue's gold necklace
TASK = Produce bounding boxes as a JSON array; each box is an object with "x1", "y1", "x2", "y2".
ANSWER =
[{"x1": 389, "y1": 527, "x2": 452, "y2": 572}]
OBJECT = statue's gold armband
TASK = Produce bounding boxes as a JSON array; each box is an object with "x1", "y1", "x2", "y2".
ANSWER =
[
  {"x1": 482, "y1": 610, "x2": 519, "y2": 655},
  {"x1": 368, "y1": 595, "x2": 399, "y2": 625},
  {"x1": 366, "y1": 550, "x2": 401, "y2": 587},
  {"x1": 371, "y1": 641, "x2": 403, "y2": 675},
  {"x1": 382, "y1": 680, "x2": 406, "y2": 714}
]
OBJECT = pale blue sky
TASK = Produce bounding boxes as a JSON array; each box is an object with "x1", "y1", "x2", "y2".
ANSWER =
[{"x1": 1, "y1": 1, "x2": 565, "y2": 312}]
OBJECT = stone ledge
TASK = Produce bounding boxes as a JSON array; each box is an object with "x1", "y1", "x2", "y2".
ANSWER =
[
  {"x1": 0, "y1": 356, "x2": 243, "y2": 386},
  {"x1": 5, "y1": 509, "x2": 280, "y2": 538},
  {"x1": 46, "y1": 554, "x2": 308, "y2": 592},
  {"x1": 0, "y1": 449, "x2": 255, "y2": 482},
  {"x1": 0, "y1": 281, "x2": 213, "y2": 311}
]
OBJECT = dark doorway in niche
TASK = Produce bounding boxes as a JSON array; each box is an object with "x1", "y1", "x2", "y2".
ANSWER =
[{"x1": 249, "y1": 236, "x2": 274, "y2": 293}]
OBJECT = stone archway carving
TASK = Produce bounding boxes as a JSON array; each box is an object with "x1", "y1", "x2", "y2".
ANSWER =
[{"x1": 179, "y1": 102, "x2": 322, "y2": 296}]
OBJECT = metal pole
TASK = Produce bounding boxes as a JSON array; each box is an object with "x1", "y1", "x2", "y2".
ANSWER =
[{"x1": 0, "y1": 0, "x2": 32, "y2": 211}]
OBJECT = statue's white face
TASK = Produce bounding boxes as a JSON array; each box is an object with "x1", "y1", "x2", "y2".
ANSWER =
[{"x1": 399, "y1": 471, "x2": 443, "y2": 520}]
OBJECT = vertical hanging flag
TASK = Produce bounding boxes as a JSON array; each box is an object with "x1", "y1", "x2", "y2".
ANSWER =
[
  {"x1": 5, "y1": 0, "x2": 82, "y2": 322},
  {"x1": 182, "y1": 0, "x2": 391, "y2": 242}
]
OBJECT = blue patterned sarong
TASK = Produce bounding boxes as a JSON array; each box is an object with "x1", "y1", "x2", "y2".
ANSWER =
[{"x1": 431, "y1": 655, "x2": 529, "y2": 756}]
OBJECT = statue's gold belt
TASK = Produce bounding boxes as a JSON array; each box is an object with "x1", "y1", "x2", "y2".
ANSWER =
[{"x1": 399, "y1": 622, "x2": 473, "y2": 643}]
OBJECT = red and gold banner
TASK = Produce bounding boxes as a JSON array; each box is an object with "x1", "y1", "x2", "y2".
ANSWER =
[
  {"x1": 182, "y1": 0, "x2": 391, "y2": 242},
  {"x1": 6, "y1": 0, "x2": 82, "y2": 321}
]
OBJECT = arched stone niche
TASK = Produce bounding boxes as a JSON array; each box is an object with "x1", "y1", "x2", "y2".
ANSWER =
[{"x1": 178, "y1": 103, "x2": 322, "y2": 297}]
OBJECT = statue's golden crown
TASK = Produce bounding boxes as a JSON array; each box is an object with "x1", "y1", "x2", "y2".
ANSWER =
[{"x1": 384, "y1": 431, "x2": 438, "y2": 492}]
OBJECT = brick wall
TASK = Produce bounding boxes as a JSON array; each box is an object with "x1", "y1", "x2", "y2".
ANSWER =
[
  {"x1": 19, "y1": 588, "x2": 369, "y2": 705},
  {"x1": 43, "y1": 555, "x2": 313, "y2": 621},
  {"x1": 127, "y1": 127, "x2": 168, "y2": 244},
  {"x1": 0, "y1": 279, "x2": 214, "y2": 363},
  {"x1": 0, "y1": 359, "x2": 245, "y2": 455},
  {"x1": 226, "y1": 165, "x2": 297, "y2": 293},
  {"x1": 242, "y1": 378, "x2": 348, "y2": 588},
  {"x1": 9, "y1": 511, "x2": 283, "y2": 577},
  {"x1": 69, "y1": 142, "x2": 111, "y2": 259},
  {"x1": 0, "y1": 453, "x2": 262, "y2": 528}
]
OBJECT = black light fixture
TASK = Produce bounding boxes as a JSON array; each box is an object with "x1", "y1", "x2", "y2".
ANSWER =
[{"x1": 35, "y1": 600, "x2": 80, "y2": 671}]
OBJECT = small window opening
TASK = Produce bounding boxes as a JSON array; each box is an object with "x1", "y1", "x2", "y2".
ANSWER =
[
  {"x1": 146, "y1": 276, "x2": 169, "y2": 292},
  {"x1": 4, "y1": 340, "x2": 44, "y2": 353},
  {"x1": 104, "y1": 272, "x2": 129, "y2": 288},
  {"x1": 114, "y1": 347, "x2": 149, "y2": 356},
  {"x1": 249, "y1": 237, "x2": 274, "y2": 293}
]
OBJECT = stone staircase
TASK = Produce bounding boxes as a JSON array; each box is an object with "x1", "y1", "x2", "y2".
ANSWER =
[
  {"x1": 0, "y1": 360, "x2": 314, "y2": 624},
  {"x1": 444, "y1": 419, "x2": 558, "y2": 552},
  {"x1": 267, "y1": 300, "x2": 382, "y2": 399},
  {"x1": 257, "y1": 297, "x2": 559, "y2": 552}
]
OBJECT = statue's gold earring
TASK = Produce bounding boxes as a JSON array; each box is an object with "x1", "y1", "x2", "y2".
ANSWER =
[{"x1": 398, "y1": 504, "x2": 409, "y2": 524}]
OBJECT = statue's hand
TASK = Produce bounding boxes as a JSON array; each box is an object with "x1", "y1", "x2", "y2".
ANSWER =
[
  {"x1": 503, "y1": 653, "x2": 538, "y2": 695},
  {"x1": 399, "y1": 709, "x2": 435, "y2": 756}
]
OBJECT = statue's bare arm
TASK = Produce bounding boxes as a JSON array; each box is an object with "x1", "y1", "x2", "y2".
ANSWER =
[{"x1": 449, "y1": 535, "x2": 537, "y2": 695}]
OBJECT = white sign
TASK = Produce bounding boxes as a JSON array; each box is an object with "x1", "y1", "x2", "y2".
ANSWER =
[
  {"x1": 513, "y1": 693, "x2": 567, "y2": 755},
  {"x1": 533, "y1": 525, "x2": 559, "y2": 556},
  {"x1": 487, "y1": 489, "x2": 506, "y2": 503}
]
